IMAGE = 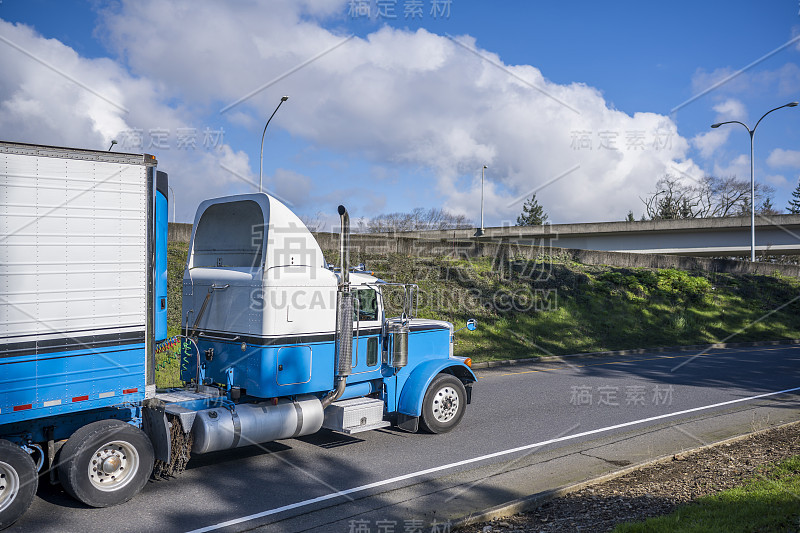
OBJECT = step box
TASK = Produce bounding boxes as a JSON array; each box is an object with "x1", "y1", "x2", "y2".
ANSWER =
[{"x1": 323, "y1": 397, "x2": 389, "y2": 434}]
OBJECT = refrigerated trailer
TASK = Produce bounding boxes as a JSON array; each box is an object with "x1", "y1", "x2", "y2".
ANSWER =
[{"x1": 0, "y1": 141, "x2": 476, "y2": 529}]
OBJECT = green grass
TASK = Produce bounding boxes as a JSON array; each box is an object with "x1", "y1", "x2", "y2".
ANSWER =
[
  {"x1": 155, "y1": 244, "x2": 800, "y2": 387},
  {"x1": 351, "y1": 252, "x2": 800, "y2": 363},
  {"x1": 614, "y1": 456, "x2": 800, "y2": 533},
  {"x1": 155, "y1": 242, "x2": 189, "y2": 389}
]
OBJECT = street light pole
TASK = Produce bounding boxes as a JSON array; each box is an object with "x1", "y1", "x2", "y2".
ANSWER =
[
  {"x1": 477, "y1": 164, "x2": 487, "y2": 237},
  {"x1": 711, "y1": 101, "x2": 798, "y2": 262},
  {"x1": 259, "y1": 95, "x2": 289, "y2": 193}
]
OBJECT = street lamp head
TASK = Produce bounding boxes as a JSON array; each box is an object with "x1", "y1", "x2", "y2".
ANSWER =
[
  {"x1": 710, "y1": 123, "x2": 722, "y2": 129},
  {"x1": 483, "y1": 164, "x2": 487, "y2": 169},
  {"x1": 788, "y1": 102, "x2": 799, "y2": 107},
  {"x1": 281, "y1": 96, "x2": 289, "y2": 102}
]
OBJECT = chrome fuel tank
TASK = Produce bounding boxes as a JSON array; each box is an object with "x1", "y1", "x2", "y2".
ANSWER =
[{"x1": 191, "y1": 395, "x2": 324, "y2": 454}]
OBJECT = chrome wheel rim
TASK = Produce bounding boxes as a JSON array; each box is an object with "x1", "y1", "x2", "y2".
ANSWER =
[
  {"x1": 432, "y1": 385, "x2": 460, "y2": 423},
  {"x1": 0, "y1": 460, "x2": 21, "y2": 513},
  {"x1": 87, "y1": 440, "x2": 139, "y2": 492}
]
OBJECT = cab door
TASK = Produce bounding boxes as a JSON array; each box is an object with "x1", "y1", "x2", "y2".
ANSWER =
[{"x1": 350, "y1": 287, "x2": 382, "y2": 378}]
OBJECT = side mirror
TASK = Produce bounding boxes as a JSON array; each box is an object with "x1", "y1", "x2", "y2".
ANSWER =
[{"x1": 466, "y1": 319, "x2": 477, "y2": 331}]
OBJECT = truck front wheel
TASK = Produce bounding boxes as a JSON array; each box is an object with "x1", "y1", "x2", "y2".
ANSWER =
[
  {"x1": 420, "y1": 374, "x2": 467, "y2": 434},
  {"x1": 58, "y1": 420, "x2": 154, "y2": 508},
  {"x1": 0, "y1": 440, "x2": 38, "y2": 531}
]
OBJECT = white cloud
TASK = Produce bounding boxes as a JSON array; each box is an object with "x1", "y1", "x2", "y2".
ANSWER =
[
  {"x1": 713, "y1": 98, "x2": 747, "y2": 120},
  {"x1": 691, "y1": 98, "x2": 746, "y2": 158},
  {"x1": 691, "y1": 63, "x2": 800, "y2": 100},
  {"x1": 270, "y1": 168, "x2": 314, "y2": 208},
  {"x1": 767, "y1": 148, "x2": 800, "y2": 168},
  {"x1": 100, "y1": 0, "x2": 700, "y2": 223},
  {"x1": 692, "y1": 129, "x2": 728, "y2": 159},
  {"x1": 713, "y1": 154, "x2": 750, "y2": 178},
  {"x1": 2, "y1": 1, "x2": 702, "y2": 224},
  {"x1": 764, "y1": 173, "x2": 788, "y2": 187},
  {"x1": 0, "y1": 19, "x2": 263, "y2": 222},
  {"x1": 0, "y1": 21, "x2": 128, "y2": 149}
]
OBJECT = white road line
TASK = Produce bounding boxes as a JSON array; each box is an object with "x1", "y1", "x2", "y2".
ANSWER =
[{"x1": 186, "y1": 386, "x2": 800, "y2": 533}]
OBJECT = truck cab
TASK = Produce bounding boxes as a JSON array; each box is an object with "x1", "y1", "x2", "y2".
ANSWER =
[{"x1": 180, "y1": 193, "x2": 476, "y2": 437}]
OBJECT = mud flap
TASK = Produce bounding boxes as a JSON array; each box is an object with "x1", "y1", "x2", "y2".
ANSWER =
[
  {"x1": 397, "y1": 413, "x2": 419, "y2": 433},
  {"x1": 151, "y1": 413, "x2": 194, "y2": 480},
  {"x1": 142, "y1": 403, "x2": 171, "y2": 463}
]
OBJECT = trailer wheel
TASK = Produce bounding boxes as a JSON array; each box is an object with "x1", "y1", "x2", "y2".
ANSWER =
[
  {"x1": 58, "y1": 420, "x2": 154, "y2": 508},
  {"x1": 419, "y1": 374, "x2": 467, "y2": 434},
  {"x1": 0, "y1": 439, "x2": 38, "y2": 531}
]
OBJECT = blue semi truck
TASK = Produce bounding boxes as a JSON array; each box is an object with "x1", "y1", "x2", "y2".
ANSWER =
[{"x1": 0, "y1": 141, "x2": 476, "y2": 529}]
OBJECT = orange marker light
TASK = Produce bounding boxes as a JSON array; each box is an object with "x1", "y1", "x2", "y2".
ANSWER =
[{"x1": 464, "y1": 358, "x2": 472, "y2": 368}]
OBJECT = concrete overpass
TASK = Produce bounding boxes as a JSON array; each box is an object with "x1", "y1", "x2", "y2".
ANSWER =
[{"x1": 388, "y1": 214, "x2": 800, "y2": 257}]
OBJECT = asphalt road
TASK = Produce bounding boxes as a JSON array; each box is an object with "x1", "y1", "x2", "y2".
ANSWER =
[{"x1": 11, "y1": 344, "x2": 800, "y2": 533}]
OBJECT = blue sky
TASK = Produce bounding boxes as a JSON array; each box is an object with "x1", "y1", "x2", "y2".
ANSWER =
[{"x1": 1, "y1": 1, "x2": 799, "y2": 227}]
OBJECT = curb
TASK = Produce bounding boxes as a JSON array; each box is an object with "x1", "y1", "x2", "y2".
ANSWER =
[
  {"x1": 469, "y1": 338, "x2": 800, "y2": 369},
  {"x1": 452, "y1": 418, "x2": 800, "y2": 528}
]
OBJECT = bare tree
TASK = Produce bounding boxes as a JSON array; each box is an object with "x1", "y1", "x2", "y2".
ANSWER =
[
  {"x1": 641, "y1": 174, "x2": 775, "y2": 220},
  {"x1": 299, "y1": 212, "x2": 326, "y2": 232},
  {"x1": 357, "y1": 208, "x2": 472, "y2": 233}
]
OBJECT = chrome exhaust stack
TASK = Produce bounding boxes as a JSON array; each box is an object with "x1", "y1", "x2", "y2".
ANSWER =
[
  {"x1": 323, "y1": 205, "x2": 354, "y2": 408},
  {"x1": 338, "y1": 204, "x2": 350, "y2": 288}
]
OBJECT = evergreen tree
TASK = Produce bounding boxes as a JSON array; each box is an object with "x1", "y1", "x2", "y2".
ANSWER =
[
  {"x1": 625, "y1": 211, "x2": 635, "y2": 222},
  {"x1": 758, "y1": 197, "x2": 781, "y2": 216},
  {"x1": 515, "y1": 194, "x2": 548, "y2": 226},
  {"x1": 788, "y1": 178, "x2": 800, "y2": 214}
]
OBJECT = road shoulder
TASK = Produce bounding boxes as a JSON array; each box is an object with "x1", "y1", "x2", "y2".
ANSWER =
[
  {"x1": 250, "y1": 396, "x2": 800, "y2": 532},
  {"x1": 455, "y1": 416, "x2": 800, "y2": 532}
]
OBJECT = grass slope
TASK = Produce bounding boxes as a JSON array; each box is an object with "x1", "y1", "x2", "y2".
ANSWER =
[
  {"x1": 156, "y1": 244, "x2": 800, "y2": 387},
  {"x1": 614, "y1": 456, "x2": 800, "y2": 533}
]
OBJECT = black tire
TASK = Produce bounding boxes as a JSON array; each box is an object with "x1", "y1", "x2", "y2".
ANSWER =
[
  {"x1": 58, "y1": 420, "x2": 154, "y2": 508},
  {"x1": 419, "y1": 374, "x2": 467, "y2": 434},
  {"x1": 0, "y1": 439, "x2": 38, "y2": 531}
]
